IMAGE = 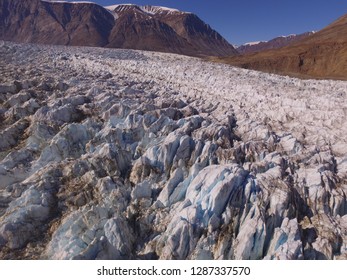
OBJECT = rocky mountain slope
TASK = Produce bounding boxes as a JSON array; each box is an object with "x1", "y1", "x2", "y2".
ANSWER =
[
  {"x1": 237, "y1": 32, "x2": 315, "y2": 55},
  {"x1": 217, "y1": 14, "x2": 347, "y2": 80},
  {"x1": 0, "y1": 41, "x2": 347, "y2": 260},
  {"x1": 105, "y1": 4, "x2": 237, "y2": 57},
  {"x1": 0, "y1": 0, "x2": 237, "y2": 57}
]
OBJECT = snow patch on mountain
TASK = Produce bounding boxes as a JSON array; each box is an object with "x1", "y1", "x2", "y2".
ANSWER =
[
  {"x1": 105, "y1": 4, "x2": 186, "y2": 15},
  {"x1": 243, "y1": 41, "x2": 265, "y2": 46},
  {"x1": 141, "y1": 5, "x2": 184, "y2": 15}
]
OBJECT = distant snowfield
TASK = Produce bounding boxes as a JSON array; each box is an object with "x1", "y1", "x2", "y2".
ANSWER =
[
  {"x1": 242, "y1": 41, "x2": 264, "y2": 46},
  {"x1": 0, "y1": 41, "x2": 347, "y2": 260}
]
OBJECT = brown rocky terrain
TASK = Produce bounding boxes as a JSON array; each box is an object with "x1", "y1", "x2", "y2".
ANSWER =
[
  {"x1": 216, "y1": 14, "x2": 347, "y2": 80},
  {"x1": 0, "y1": 0, "x2": 237, "y2": 57},
  {"x1": 106, "y1": 5, "x2": 237, "y2": 57},
  {"x1": 0, "y1": 0, "x2": 115, "y2": 46}
]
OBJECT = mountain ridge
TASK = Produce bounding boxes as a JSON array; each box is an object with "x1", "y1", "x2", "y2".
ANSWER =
[
  {"x1": 237, "y1": 32, "x2": 315, "y2": 55},
  {"x1": 0, "y1": 0, "x2": 237, "y2": 57},
  {"x1": 216, "y1": 13, "x2": 347, "y2": 80}
]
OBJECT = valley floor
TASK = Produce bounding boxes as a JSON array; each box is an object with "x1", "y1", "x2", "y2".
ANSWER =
[{"x1": 0, "y1": 41, "x2": 347, "y2": 259}]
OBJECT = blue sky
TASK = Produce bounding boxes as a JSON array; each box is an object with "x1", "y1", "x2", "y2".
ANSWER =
[{"x1": 68, "y1": 0, "x2": 346, "y2": 45}]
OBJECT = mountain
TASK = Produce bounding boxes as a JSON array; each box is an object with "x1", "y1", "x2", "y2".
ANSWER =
[
  {"x1": 237, "y1": 32, "x2": 315, "y2": 55},
  {"x1": 106, "y1": 4, "x2": 237, "y2": 56},
  {"x1": 0, "y1": 0, "x2": 115, "y2": 46},
  {"x1": 216, "y1": 14, "x2": 347, "y2": 80},
  {"x1": 0, "y1": 0, "x2": 237, "y2": 57}
]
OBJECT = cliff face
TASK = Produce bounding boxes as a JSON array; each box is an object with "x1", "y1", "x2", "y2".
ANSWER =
[
  {"x1": 0, "y1": 0, "x2": 115, "y2": 46},
  {"x1": 0, "y1": 1, "x2": 237, "y2": 57},
  {"x1": 218, "y1": 14, "x2": 347, "y2": 80},
  {"x1": 153, "y1": 7, "x2": 237, "y2": 56}
]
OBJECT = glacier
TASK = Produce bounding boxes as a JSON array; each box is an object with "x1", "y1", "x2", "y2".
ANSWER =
[{"x1": 0, "y1": 40, "x2": 346, "y2": 259}]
